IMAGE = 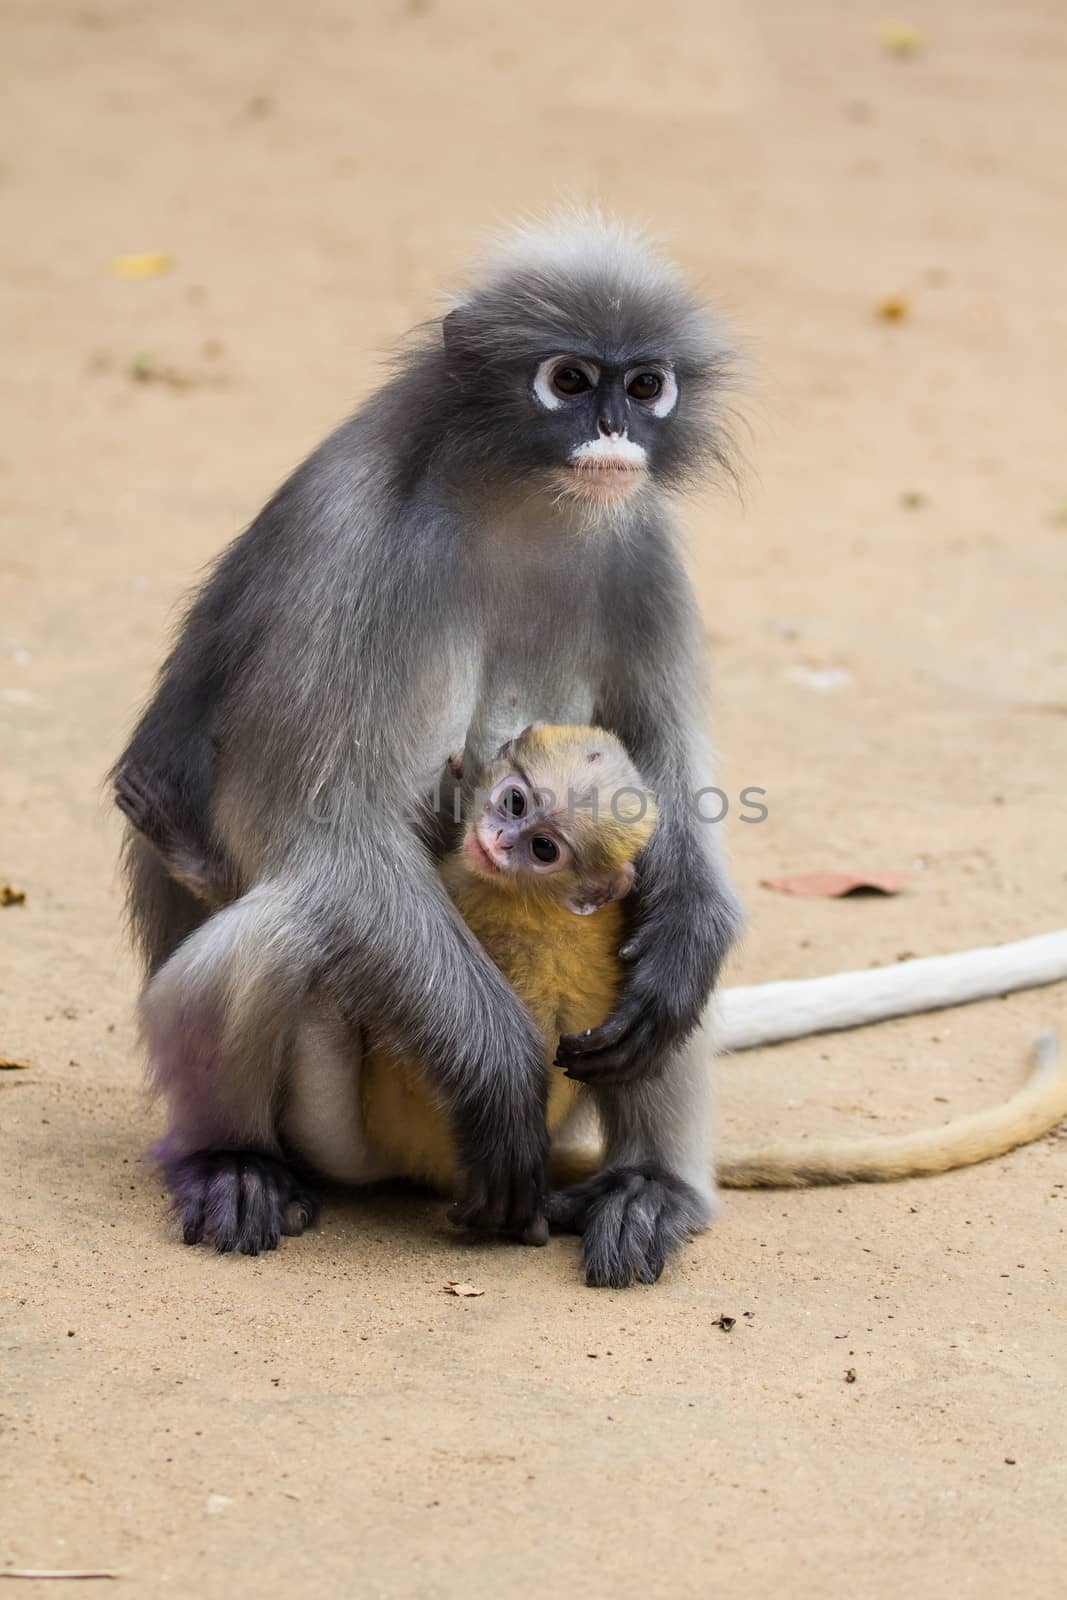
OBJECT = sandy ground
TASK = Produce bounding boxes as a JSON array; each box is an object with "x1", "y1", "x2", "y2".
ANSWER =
[{"x1": 2, "y1": 0, "x2": 1066, "y2": 1593}]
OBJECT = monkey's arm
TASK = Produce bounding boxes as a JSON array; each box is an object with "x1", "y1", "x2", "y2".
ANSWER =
[
  {"x1": 310, "y1": 812, "x2": 552, "y2": 1240},
  {"x1": 558, "y1": 543, "x2": 741, "y2": 1086}
]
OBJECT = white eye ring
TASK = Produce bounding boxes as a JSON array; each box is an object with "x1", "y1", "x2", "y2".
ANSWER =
[
  {"x1": 490, "y1": 778, "x2": 529, "y2": 818},
  {"x1": 532, "y1": 357, "x2": 597, "y2": 411},
  {"x1": 628, "y1": 366, "x2": 678, "y2": 419}
]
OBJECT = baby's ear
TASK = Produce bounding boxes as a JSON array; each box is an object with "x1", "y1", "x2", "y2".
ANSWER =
[
  {"x1": 565, "y1": 861, "x2": 635, "y2": 917},
  {"x1": 492, "y1": 722, "x2": 544, "y2": 763},
  {"x1": 446, "y1": 748, "x2": 465, "y2": 780}
]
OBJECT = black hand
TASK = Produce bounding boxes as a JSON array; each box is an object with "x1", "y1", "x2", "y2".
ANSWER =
[
  {"x1": 449, "y1": 1117, "x2": 550, "y2": 1245},
  {"x1": 555, "y1": 887, "x2": 740, "y2": 1086}
]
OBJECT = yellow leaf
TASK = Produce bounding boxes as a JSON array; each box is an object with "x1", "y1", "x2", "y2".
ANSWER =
[
  {"x1": 876, "y1": 295, "x2": 910, "y2": 322},
  {"x1": 112, "y1": 252, "x2": 174, "y2": 279},
  {"x1": 0, "y1": 884, "x2": 26, "y2": 906},
  {"x1": 878, "y1": 22, "x2": 925, "y2": 57},
  {"x1": 444, "y1": 1280, "x2": 485, "y2": 1297}
]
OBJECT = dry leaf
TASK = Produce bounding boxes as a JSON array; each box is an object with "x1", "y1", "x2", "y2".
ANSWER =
[
  {"x1": 878, "y1": 22, "x2": 925, "y2": 57},
  {"x1": 876, "y1": 295, "x2": 910, "y2": 321},
  {"x1": 444, "y1": 1280, "x2": 484, "y2": 1297},
  {"x1": 0, "y1": 1056, "x2": 30, "y2": 1070},
  {"x1": 760, "y1": 872, "x2": 908, "y2": 898},
  {"x1": 127, "y1": 353, "x2": 225, "y2": 392},
  {"x1": 0, "y1": 884, "x2": 26, "y2": 906},
  {"x1": 129, "y1": 354, "x2": 189, "y2": 390},
  {"x1": 112, "y1": 252, "x2": 173, "y2": 279}
]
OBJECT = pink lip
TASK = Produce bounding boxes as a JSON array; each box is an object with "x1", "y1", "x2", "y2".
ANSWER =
[
  {"x1": 465, "y1": 829, "x2": 501, "y2": 876},
  {"x1": 566, "y1": 462, "x2": 645, "y2": 498}
]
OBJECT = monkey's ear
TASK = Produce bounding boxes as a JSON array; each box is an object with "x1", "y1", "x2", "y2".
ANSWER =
[
  {"x1": 493, "y1": 721, "x2": 544, "y2": 763},
  {"x1": 565, "y1": 861, "x2": 635, "y2": 917},
  {"x1": 442, "y1": 306, "x2": 470, "y2": 352}
]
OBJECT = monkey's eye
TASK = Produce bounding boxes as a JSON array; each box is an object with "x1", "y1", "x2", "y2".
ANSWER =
[
  {"x1": 501, "y1": 786, "x2": 527, "y2": 818},
  {"x1": 533, "y1": 357, "x2": 599, "y2": 412},
  {"x1": 530, "y1": 835, "x2": 559, "y2": 864},
  {"x1": 551, "y1": 366, "x2": 593, "y2": 398},
  {"x1": 627, "y1": 371, "x2": 663, "y2": 401}
]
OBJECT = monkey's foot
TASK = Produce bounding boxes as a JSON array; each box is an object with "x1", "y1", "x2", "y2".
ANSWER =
[
  {"x1": 162, "y1": 1149, "x2": 319, "y2": 1255},
  {"x1": 547, "y1": 1165, "x2": 711, "y2": 1288}
]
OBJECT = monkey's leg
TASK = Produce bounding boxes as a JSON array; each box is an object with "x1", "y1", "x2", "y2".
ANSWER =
[
  {"x1": 279, "y1": 996, "x2": 396, "y2": 1185},
  {"x1": 548, "y1": 1027, "x2": 719, "y2": 1288},
  {"x1": 142, "y1": 884, "x2": 319, "y2": 1253}
]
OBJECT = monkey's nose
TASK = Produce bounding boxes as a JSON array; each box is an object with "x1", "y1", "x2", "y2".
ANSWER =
[{"x1": 597, "y1": 417, "x2": 622, "y2": 439}]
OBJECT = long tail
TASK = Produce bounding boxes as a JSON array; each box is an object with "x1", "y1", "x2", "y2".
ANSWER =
[
  {"x1": 550, "y1": 1033, "x2": 1067, "y2": 1192},
  {"x1": 716, "y1": 929, "x2": 1067, "y2": 1052},
  {"x1": 716, "y1": 1032, "x2": 1066, "y2": 1187}
]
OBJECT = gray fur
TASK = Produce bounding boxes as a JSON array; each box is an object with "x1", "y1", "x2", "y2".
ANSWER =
[{"x1": 113, "y1": 211, "x2": 742, "y2": 1278}]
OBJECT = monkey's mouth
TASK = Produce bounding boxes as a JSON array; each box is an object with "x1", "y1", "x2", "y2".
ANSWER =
[
  {"x1": 464, "y1": 829, "x2": 503, "y2": 877},
  {"x1": 562, "y1": 461, "x2": 646, "y2": 501}
]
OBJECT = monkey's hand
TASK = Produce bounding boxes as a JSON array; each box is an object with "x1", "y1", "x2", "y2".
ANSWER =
[
  {"x1": 449, "y1": 1112, "x2": 551, "y2": 1245},
  {"x1": 555, "y1": 877, "x2": 741, "y2": 1086}
]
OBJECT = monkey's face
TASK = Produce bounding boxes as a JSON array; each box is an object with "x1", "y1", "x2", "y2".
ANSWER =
[
  {"x1": 460, "y1": 725, "x2": 657, "y2": 916},
  {"x1": 441, "y1": 260, "x2": 732, "y2": 509},
  {"x1": 528, "y1": 354, "x2": 678, "y2": 505},
  {"x1": 464, "y1": 769, "x2": 578, "y2": 886}
]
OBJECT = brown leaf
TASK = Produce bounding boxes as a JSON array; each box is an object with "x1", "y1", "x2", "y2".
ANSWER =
[
  {"x1": 760, "y1": 872, "x2": 908, "y2": 898},
  {"x1": 0, "y1": 1056, "x2": 30, "y2": 1070},
  {"x1": 444, "y1": 1280, "x2": 484, "y2": 1297},
  {"x1": 0, "y1": 884, "x2": 26, "y2": 907}
]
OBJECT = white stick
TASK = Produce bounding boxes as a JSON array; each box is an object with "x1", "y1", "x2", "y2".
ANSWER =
[{"x1": 716, "y1": 929, "x2": 1067, "y2": 1053}]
